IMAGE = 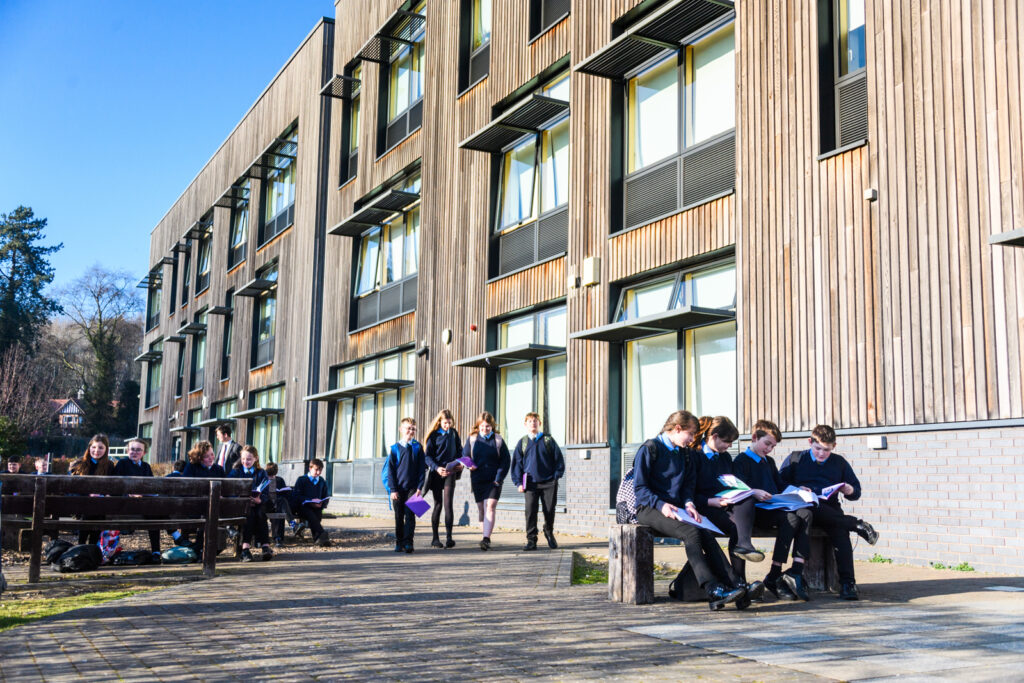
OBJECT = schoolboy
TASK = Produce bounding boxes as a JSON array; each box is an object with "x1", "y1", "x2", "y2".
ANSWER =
[
  {"x1": 633, "y1": 410, "x2": 747, "y2": 611},
  {"x1": 293, "y1": 458, "x2": 331, "y2": 546},
  {"x1": 779, "y1": 424, "x2": 879, "y2": 600},
  {"x1": 732, "y1": 420, "x2": 810, "y2": 601},
  {"x1": 34, "y1": 456, "x2": 48, "y2": 475},
  {"x1": 5, "y1": 455, "x2": 21, "y2": 473},
  {"x1": 384, "y1": 418, "x2": 426, "y2": 554},
  {"x1": 693, "y1": 417, "x2": 769, "y2": 595},
  {"x1": 511, "y1": 412, "x2": 565, "y2": 551}
]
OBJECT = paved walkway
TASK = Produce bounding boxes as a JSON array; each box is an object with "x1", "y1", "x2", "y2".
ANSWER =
[{"x1": 1, "y1": 516, "x2": 1022, "y2": 681}]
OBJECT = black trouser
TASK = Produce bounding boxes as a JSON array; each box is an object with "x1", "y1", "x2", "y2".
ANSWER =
[
  {"x1": 426, "y1": 470, "x2": 458, "y2": 539},
  {"x1": 271, "y1": 497, "x2": 294, "y2": 540},
  {"x1": 725, "y1": 506, "x2": 812, "y2": 581},
  {"x1": 298, "y1": 504, "x2": 325, "y2": 538},
  {"x1": 636, "y1": 505, "x2": 740, "y2": 592},
  {"x1": 811, "y1": 503, "x2": 859, "y2": 583},
  {"x1": 145, "y1": 525, "x2": 161, "y2": 555},
  {"x1": 392, "y1": 490, "x2": 417, "y2": 546},
  {"x1": 698, "y1": 498, "x2": 757, "y2": 577},
  {"x1": 524, "y1": 480, "x2": 558, "y2": 541},
  {"x1": 78, "y1": 516, "x2": 103, "y2": 545},
  {"x1": 242, "y1": 503, "x2": 269, "y2": 546}
]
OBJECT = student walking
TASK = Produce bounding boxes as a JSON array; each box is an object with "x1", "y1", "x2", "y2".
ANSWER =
[
  {"x1": 511, "y1": 412, "x2": 565, "y2": 551},
  {"x1": 113, "y1": 438, "x2": 162, "y2": 561},
  {"x1": 69, "y1": 434, "x2": 116, "y2": 544},
  {"x1": 227, "y1": 445, "x2": 273, "y2": 561},
  {"x1": 463, "y1": 412, "x2": 510, "y2": 551},
  {"x1": 423, "y1": 409, "x2": 464, "y2": 548},
  {"x1": 780, "y1": 424, "x2": 879, "y2": 600},
  {"x1": 383, "y1": 418, "x2": 426, "y2": 553},
  {"x1": 633, "y1": 411, "x2": 747, "y2": 611}
]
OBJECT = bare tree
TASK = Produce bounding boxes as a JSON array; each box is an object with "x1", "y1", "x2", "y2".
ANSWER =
[
  {"x1": 0, "y1": 344, "x2": 58, "y2": 455},
  {"x1": 55, "y1": 265, "x2": 143, "y2": 435}
]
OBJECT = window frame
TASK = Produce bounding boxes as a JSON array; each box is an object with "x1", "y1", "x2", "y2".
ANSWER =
[
  {"x1": 144, "y1": 341, "x2": 163, "y2": 409},
  {"x1": 251, "y1": 263, "x2": 279, "y2": 369},
  {"x1": 180, "y1": 245, "x2": 191, "y2": 306},
  {"x1": 189, "y1": 310, "x2": 207, "y2": 392},
  {"x1": 260, "y1": 126, "x2": 298, "y2": 245},
  {"x1": 227, "y1": 181, "x2": 250, "y2": 269},
  {"x1": 220, "y1": 291, "x2": 233, "y2": 381},
  {"x1": 817, "y1": 0, "x2": 868, "y2": 154},
  {"x1": 195, "y1": 223, "x2": 213, "y2": 295},
  {"x1": 529, "y1": 0, "x2": 570, "y2": 41},
  {"x1": 145, "y1": 271, "x2": 161, "y2": 332},
  {"x1": 376, "y1": 1, "x2": 426, "y2": 157},
  {"x1": 458, "y1": 0, "x2": 491, "y2": 93},
  {"x1": 341, "y1": 62, "x2": 362, "y2": 185}
]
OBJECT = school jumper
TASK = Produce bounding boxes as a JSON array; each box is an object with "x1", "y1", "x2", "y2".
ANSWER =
[
  {"x1": 69, "y1": 454, "x2": 116, "y2": 544},
  {"x1": 113, "y1": 458, "x2": 161, "y2": 555},
  {"x1": 632, "y1": 434, "x2": 742, "y2": 598},
  {"x1": 779, "y1": 449, "x2": 867, "y2": 586},
  {"x1": 182, "y1": 462, "x2": 227, "y2": 479},
  {"x1": 385, "y1": 440, "x2": 426, "y2": 550},
  {"x1": 731, "y1": 448, "x2": 812, "y2": 578},
  {"x1": 693, "y1": 443, "x2": 761, "y2": 572},
  {"x1": 292, "y1": 473, "x2": 330, "y2": 540},
  {"x1": 423, "y1": 428, "x2": 463, "y2": 543},
  {"x1": 510, "y1": 433, "x2": 565, "y2": 546},
  {"x1": 228, "y1": 466, "x2": 271, "y2": 547},
  {"x1": 464, "y1": 433, "x2": 510, "y2": 503}
]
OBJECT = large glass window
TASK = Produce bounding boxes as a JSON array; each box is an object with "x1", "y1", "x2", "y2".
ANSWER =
[
  {"x1": 838, "y1": 0, "x2": 866, "y2": 76},
  {"x1": 175, "y1": 343, "x2": 185, "y2": 397},
  {"x1": 618, "y1": 261, "x2": 737, "y2": 445},
  {"x1": 329, "y1": 349, "x2": 416, "y2": 463},
  {"x1": 686, "y1": 24, "x2": 736, "y2": 147},
  {"x1": 250, "y1": 386, "x2": 284, "y2": 463},
  {"x1": 195, "y1": 224, "x2": 212, "y2": 294},
  {"x1": 472, "y1": 0, "x2": 491, "y2": 50},
  {"x1": 186, "y1": 408, "x2": 201, "y2": 453},
  {"x1": 495, "y1": 306, "x2": 567, "y2": 444},
  {"x1": 145, "y1": 273, "x2": 161, "y2": 331},
  {"x1": 144, "y1": 341, "x2": 163, "y2": 408},
  {"x1": 627, "y1": 57, "x2": 678, "y2": 174},
  {"x1": 262, "y1": 127, "x2": 298, "y2": 243},
  {"x1": 221, "y1": 291, "x2": 233, "y2": 380},
  {"x1": 189, "y1": 311, "x2": 207, "y2": 392},
  {"x1": 253, "y1": 264, "x2": 278, "y2": 368},
  {"x1": 228, "y1": 181, "x2": 249, "y2": 268},
  {"x1": 343, "y1": 63, "x2": 361, "y2": 184},
  {"x1": 180, "y1": 248, "x2": 191, "y2": 305},
  {"x1": 388, "y1": 2, "x2": 425, "y2": 122}
]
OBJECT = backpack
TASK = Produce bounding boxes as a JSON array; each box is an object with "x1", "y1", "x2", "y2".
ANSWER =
[
  {"x1": 111, "y1": 550, "x2": 156, "y2": 566},
  {"x1": 615, "y1": 439, "x2": 659, "y2": 524},
  {"x1": 44, "y1": 539, "x2": 73, "y2": 565},
  {"x1": 161, "y1": 546, "x2": 198, "y2": 564},
  {"x1": 467, "y1": 433, "x2": 505, "y2": 455},
  {"x1": 381, "y1": 441, "x2": 423, "y2": 496},
  {"x1": 54, "y1": 544, "x2": 102, "y2": 573}
]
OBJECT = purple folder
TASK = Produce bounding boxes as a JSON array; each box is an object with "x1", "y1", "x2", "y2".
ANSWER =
[
  {"x1": 405, "y1": 493, "x2": 430, "y2": 518},
  {"x1": 453, "y1": 456, "x2": 475, "y2": 469}
]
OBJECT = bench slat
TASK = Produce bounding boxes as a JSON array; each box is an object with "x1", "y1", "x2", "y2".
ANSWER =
[
  {"x1": 0, "y1": 473, "x2": 251, "y2": 497},
  {"x1": 2, "y1": 495, "x2": 249, "y2": 517}
]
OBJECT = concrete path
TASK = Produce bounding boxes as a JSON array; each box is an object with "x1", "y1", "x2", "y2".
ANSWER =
[{"x1": 1, "y1": 516, "x2": 1022, "y2": 682}]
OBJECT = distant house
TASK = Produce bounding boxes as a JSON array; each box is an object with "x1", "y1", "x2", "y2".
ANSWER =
[{"x1": 50, "y1": 398, "x2": 86, "y2": 432}]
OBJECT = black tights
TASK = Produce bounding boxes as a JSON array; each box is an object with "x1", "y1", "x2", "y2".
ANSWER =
[{"x1": 427, "y1": 471, "x2": 458, "y2": 539}]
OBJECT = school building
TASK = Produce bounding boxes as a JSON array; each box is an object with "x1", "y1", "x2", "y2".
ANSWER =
[{"x1": 137, "y1": 0, "x2": 1024, "y2": 574}]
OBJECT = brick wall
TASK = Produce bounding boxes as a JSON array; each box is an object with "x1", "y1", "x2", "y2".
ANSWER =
[{"x1": 329, "y1": 426, "x2": 1024, "y2": 575}]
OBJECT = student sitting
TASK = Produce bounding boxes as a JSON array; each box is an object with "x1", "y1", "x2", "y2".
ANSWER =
[
  {"x1": 292, "y1": 458, "x2": 331, "y2": 546},
  {"x1": 384, "y1": 417, "x2": 426, "y2": 553},
  {"x1": 166, "y1": 460, "x2": 186, "y2": 477},
  {"x1": 732, "y1": 420, "x2": 812, "y2": 601},
  {"x1": 633, "y1": 410, "x2": 746, "y2": 611},
  {"x1": 34, "y1": 456, "x2": 49, "y2": 475},
  {"x1": 511, "y1": 412, "x2": 565, "y2": 551},
  {"x1": 264, "y1": 462, "x2": 294, "y2": 547},
  {"x1": 69, "y1": 434, "x2": 116, "y2": 544},
  {"x1": 227, "y1": 445, "x2": 273, "y2": 561},
  {"x1": 6, "y1": 455, "x2": 22, "y2": 473},
  {"x1": 463, "y1": 412, "x2": 510, "y2": 551},
  {"x1": 779, "y1": 424, "x2": 879, "y2": 600},
  {"x1": 164, "y1": 459, "x2": 188, "y2": 545},
  {"x1": 423, "y1": 409, "x2": 464, "y2": 549},
  {"x1": 113, "y1": 438, "x2": 161, "y2": 562},
  {"x1": 182, "y1": 441, "x2": 226, "y2": 478}
]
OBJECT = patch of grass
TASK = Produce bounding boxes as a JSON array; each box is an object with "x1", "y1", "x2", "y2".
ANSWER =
[
  {"x1": 869, "y1": 553, "x2": 893, "y2": 564},
  {"x1": 0, "y1": 587, "x2": 155, "y2": 633},
  {"x1": 930, "y1": 560, "x2": 975, "y2": 572},
  {"x1": 571, "y1": 552, "x2": 608, "y2": 585},
  {"x1": 930, "y1": 561, "x2": 947, "y2": 570}
]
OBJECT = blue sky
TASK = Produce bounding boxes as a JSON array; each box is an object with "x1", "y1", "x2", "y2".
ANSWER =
[{"x1": 0, "y1": 1, "x2": 334, "y2": 289}]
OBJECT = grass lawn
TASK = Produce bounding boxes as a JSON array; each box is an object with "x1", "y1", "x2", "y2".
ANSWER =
[
  {"x1": 572, "y1": 552, "x2": 609, "y2": 584},
  {"x1": 0, "y1": 586, "x2": 156, "y2": 633}
]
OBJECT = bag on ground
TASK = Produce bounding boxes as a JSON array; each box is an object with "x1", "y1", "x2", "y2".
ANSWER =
[
  {"x1": 54, "y1": 544, "x2": 102, "y2": 573},
  {"x1": 161, "y1": 545, "x2": 198, "y2": 564},
  {"x1": 44, "y1": 539, "x2": 73, "y2": 565},
  {"x1": 111, "y1": 550, "x2": 155, "y2": 566}
]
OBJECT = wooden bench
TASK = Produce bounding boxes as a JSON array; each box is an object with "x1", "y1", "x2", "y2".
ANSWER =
[
  {"x1": 609, "y1": 524, "x2": 840, "y2": 604},
  {"x1": 0, "y1": 474, "x2": 250, "y2": 583}
]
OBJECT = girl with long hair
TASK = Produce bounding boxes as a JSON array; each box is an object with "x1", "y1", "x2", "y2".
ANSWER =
[
  {"x1": 227, "y1": 445, "x2": 273, "y2": 561},
  {"x1": 462, "y1": 412, "x2": 510, "y2": 551},
  {"x1": 69, "y1": 434, "x2": 115, "y2": 543},
  {"x1": 423, "y1": 409, "x2": 463, "y2": 548}
]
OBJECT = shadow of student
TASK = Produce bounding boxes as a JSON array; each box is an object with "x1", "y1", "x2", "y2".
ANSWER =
[
  {"x1": 457, "y1": 501, "x2": 470, "y2": 527},
  {"x1": 855, "y1": 575, "x2": 1024, "y2": 602}
]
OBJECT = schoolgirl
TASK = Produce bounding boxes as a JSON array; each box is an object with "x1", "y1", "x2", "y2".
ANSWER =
[
  {"x1": 227, "y1": 445, "x2": 273, "y2": 561},
  {"x1": 69, "y1": 434, "x2": 116, "y2": 544},
  {"x1": 423, "y1": 409, "x2": 464, "y2": 548},
  {"x1": 462, "y1": 412, "x2": 510, "y2": 551}
]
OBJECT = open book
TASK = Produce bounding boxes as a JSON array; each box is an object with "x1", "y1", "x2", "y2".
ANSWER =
[
  {"x1": 716, "y1": 474, "x2": 758, "y2": 504},
  {"x1": 302, "y1": 497, "x2": 330, "y2": 505},
  {"x1": 671, "y1": 509, "x2": 724, "y2": 535},
  {"x1": 252, "y1": 479, "x2": 270, "y2": 494},
  {"x1": 757, "y1": 486, "x2": 816, "y2": 511}
]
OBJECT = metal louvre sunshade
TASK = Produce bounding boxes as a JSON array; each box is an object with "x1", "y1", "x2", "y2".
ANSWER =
[
  {"x1": 569, "y1": 306, "x2": 735, "y2": 342},
  {"x1": 164, "y1": 335, "x2": 186, "y2": 345},
  {"x1": 207, "y1": 306, "x2": 232, "y2": 316},
  {"x1": 320, "y1": 75, "x2": 361, "y2": 100},
  {"x1": 574, "y1": 0, "x2": 734, "y2": 80},
  {"x1": 137, "y1": 273, "x2": 162, "y2": 289},
  {"x1": 243, "y1": 136, "x2": 298, "y2": 179},
  {"x1": 214, "y1": 184, "x2": 250, "y2": 209},
  {"x1": 459, "y1": 95, "x2": 570, "y2": 153},
  {"x1": 452, "y1": 343, "x2": 566, "y2": 368},
  {"x1": 304, "y1": 378, "x2": 413, "y2": 402},
  {"x1": 177, "y1": 321, "x2": 207, "y2": 335},
  {"x1": 169, "y1": 425, "x2": 200, "y2": 434},
  {"x1": 133, "y1": 350, "x2": 163, "y2": 363},
  {"x1": 192, "y1": 417, "x2": 234, "y2": 428},
  {"x1": 171, "y1": 242, "x2": 191, "y2": 254},
  {"x1": 234, "y1": 278, "x2": 277, "y2": 297},
  {"x1": 358, "y1": 10, "x2": 425, "y2": 64},
  {"x1": 329, "y1": 190, "x2": 420, "y2": 237},
  {"x1": 989, "y1": 228, "x2": 1024, "y2": 248},
  {"x1": 226, "y1": 407, "x2": 285, "y2": 420}
]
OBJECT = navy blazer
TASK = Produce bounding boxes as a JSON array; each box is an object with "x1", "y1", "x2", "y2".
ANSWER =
[{"x1": 182, "y1": 462, "x2": 227, "y2": 478}]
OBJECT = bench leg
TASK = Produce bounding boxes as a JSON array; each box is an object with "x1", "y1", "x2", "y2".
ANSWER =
[
  {"x1": 28, "y1": 478, "x2": 47, "y2": 583},
  {"x1": 203, "y1": 481, "x2": 221, "y2": 578},
  {"x1": 609, "y1": 525, "x2": 654, "y2": 604}
]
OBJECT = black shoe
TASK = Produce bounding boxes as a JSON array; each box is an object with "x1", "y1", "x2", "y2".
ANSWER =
[
  {"x1": 431, "y1": 538, "x2": 443, "y2": 548},
  {"x1": 261, "y1": 545, "x2": 274, "y2": 561},
  {"x1": 782, "y1": 571, "x2": 811, "y2": 601},
  {"x1": 394, "y1": 542, "x2": 403, "y2": 553},
  {"x1": 445, "y1": 538, "x2": 455, "y2": 549},
  {"x1": 544, "y1": 530, "x2": 558, "y2": 549},
  {"x1": 856, "y1": 520, "x2": 879, "y2": 545},
  {"x1": 745, "y1": 580, "x2": 766, "y2": 602},
  {"x1": 404, "y1": 544, "x2": 414, "y2": 554},
  {"x1": 707, "y1": 584, "x2": 746, "y2": 611},
  {"x1": 735, "y1": 594, "x2": 751, "y2": 610},
  {"x1": 274, "y1": 539, "x2": 284, "y2": 549},
  {"x1": 240, "y1": 548, "x2": 253, "y2": 562},
  {"x1": 294, "y1": 521, "x2": 308, "y2": 538},
  {"x1": 523, "y1": 539, "x2": 538, "y2": 551},
  {"x1": 839, "y1": 581, "x2": 859, "y2": 600},
  {"x1": 316, "y1": 533, "x2": 331, "y2": 547},
  {"x1": 479, "y1": 537, "x2": 491, "y2": 551},
  {"x1": 732, "y1": 546, "x2": 765, "y2": 562},
  {"x1": 764, "y1": 576, "x2": 798, "y2": 601},
  {"x1": 668, "y1": 578, "x2": 681, "y2": 600},
  {"x1": 150, "y1": 552, "x2": 163, "y2": 565}
]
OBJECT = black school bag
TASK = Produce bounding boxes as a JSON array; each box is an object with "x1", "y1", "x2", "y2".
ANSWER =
[
  {"x1": 54, "y1": 544, "x2": 102, "y2": 573},
  {"x1": 111, "y1": 550, "x2": 156, "y2": 566},
  {"x1": 44, "y1": 539, "x2": 73, "y2": 565},
  {"x1": 615, "y1": 439, "x2": 660, "y2": 524}
]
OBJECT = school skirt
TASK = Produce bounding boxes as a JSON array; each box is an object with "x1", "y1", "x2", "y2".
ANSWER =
[{"x1": 471, "y1": 478, "x2": 502, "y2": 503}]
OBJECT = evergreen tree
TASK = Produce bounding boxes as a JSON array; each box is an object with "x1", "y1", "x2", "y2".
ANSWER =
[{"x1": 0, "y1": 206, "x2": 62, "y2": 353}]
